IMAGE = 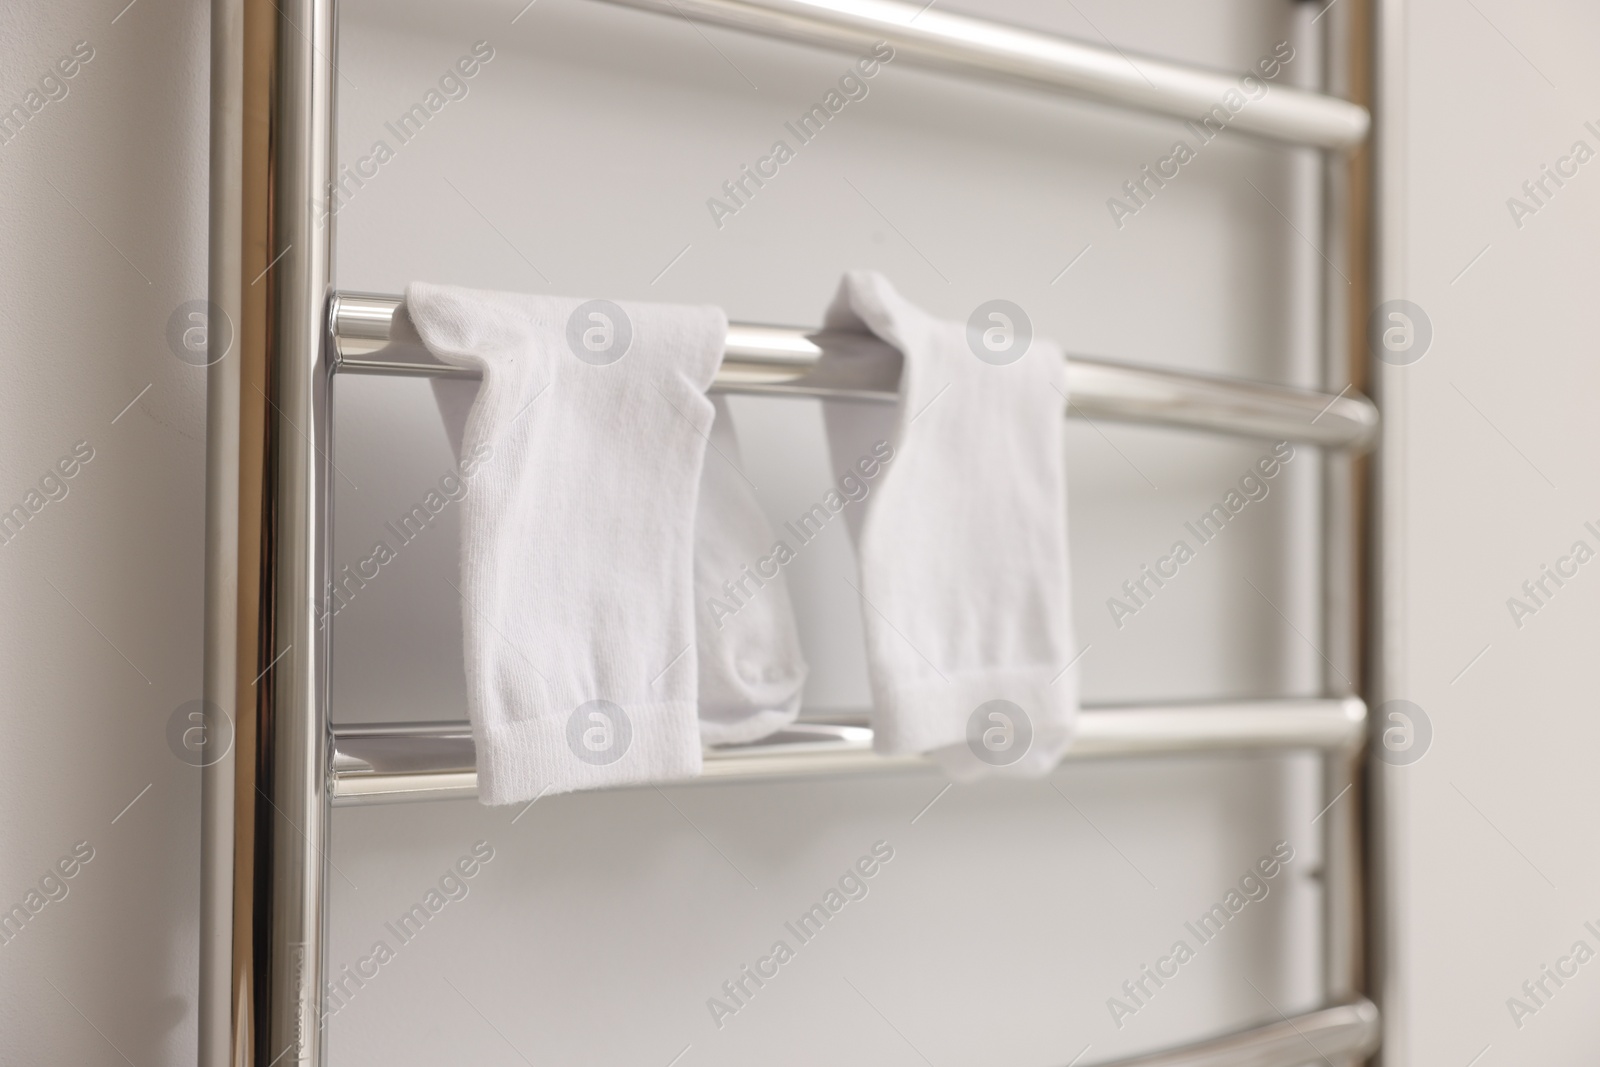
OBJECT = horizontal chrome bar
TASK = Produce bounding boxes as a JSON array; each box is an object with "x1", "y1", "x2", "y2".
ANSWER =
[
  {"x1": 592, "y1": 0, "x2": 1369, "y2": 149},
  {"x1": 1096, "y1": 997, "x2": 1379, "y2": 1067},
  {"x1": 330, "y1": 294, "x2": 1378, "y2": 450},
  {"x1": 330, "y1": 697, "x2": 1366, "y2": 805}
]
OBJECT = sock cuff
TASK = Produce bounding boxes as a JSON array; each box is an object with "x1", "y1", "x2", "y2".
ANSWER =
[
  {"x1": 475, "y1": 702, "x2": 704, "y2": 805},
  {"x1": 868, "y1": 666, "x2": 1072, "y2": 758}
]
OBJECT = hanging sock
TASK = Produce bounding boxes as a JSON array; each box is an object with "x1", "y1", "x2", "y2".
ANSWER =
[
  {"x1": 821, "y1": 271, "x2": 1079, "y2": 778},
  {"x1": 415, "y1": 297, "x2": 808, "y2": 767},
  {"x1": 403, "y1": 282, "x2": 723, "y2": 803}
]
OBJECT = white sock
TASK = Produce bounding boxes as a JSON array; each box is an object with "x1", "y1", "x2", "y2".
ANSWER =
[
  {"x1": 402, "y1": 282, "x2": 724, "y2": 803},
  {"x1": 695, "y1": 395, "x2": 808, "y2": 746},
  {"x1": 821, "y1": 271, "x2": 1078, "y2": 777},
  {"x1": 419, "y1": 324, "x2": 807, "y2": 749}
]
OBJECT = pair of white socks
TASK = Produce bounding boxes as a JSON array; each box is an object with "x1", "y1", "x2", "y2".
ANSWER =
[{"x1": 405, "y1": 272, "x2": 1078, "y2": 801}]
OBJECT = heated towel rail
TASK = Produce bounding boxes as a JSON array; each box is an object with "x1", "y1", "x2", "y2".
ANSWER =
[
  {"x1": 203, "y1": 1, "x2": 1380, "y2": 1065},
  {"x1": 333, "y1": 293, "x2": 1379, "y2": 448}
]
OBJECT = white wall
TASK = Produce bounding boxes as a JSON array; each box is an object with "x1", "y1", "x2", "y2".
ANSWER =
[
  {"x1": 7, "y1": 0, "x2": 1591, "y2": 1064},
  {"x1": 1378, "y1": 1, "x2": 1600, "y2": 1063},
  {"x1": 0, "y1": 0, "x2": 209, "y2": 1064}
]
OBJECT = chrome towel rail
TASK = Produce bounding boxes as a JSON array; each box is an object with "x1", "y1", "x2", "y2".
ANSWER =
[
  {"x1": 594, "y1": 0, "x2": 1370, "y2": 149},
  {"x1": 331, "y1": 698, "x2": 1366, "y2": 806},
  {"x1": 331, "y1": 293, "x2": 1379, "y2": 450},
  {"x1": 205, "y1": 0, "x2": 1379, "y2": 1062}
]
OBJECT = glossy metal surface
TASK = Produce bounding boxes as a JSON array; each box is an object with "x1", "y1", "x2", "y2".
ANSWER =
[
  {"x1": 202, "y1": 0, "x2": 335, "y2": 1062},
  {"x1": 1373, "y1": 0, "x2": 1403, "y2": 1057},
  {"x1": 1096, "y1": 998, "x2": 1379, "y2": 1067},
  {"x1": 1315, "y1": 3, "x2": 1374, "y2": 1058},
  {"x1": 330, "y1": 698, "x2": 1367, "y2": 806},
  {"x1": 330, "y1": 293, "x2": 1379, "y2": 450},
  {"x1": 199, "y1": 0, "x2": 242, "y2": 1063},
  {"x1": 594, "y1": 0, "x2": 1370, "y2": 149}
]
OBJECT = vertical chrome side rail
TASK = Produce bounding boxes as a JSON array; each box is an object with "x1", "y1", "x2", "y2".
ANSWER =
[
  {"x1": 1320, "y1": 0, "x2": 1374, "y2": 1060},
  {"x1": 203, "y1": 0, "x2": 336, "y2": 1063},
  {"x1": 200, "y1": 0, "x2": 243, "y2": 1061},
  {"x1": 1371, "y1": 0, "x2": 1405, "y2": 1062}
]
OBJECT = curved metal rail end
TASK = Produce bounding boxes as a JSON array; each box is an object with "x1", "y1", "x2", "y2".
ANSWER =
[{"x1": 1092, "y1": 997, "x2": 1379, "y2": 1067}]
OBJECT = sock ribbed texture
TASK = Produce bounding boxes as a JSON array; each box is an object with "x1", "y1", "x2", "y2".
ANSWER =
[
  {"x1": 821, "y1": 271, "x2": 1078, "y2": 777},
  {"x1": 402, "y1": 282, "x2": 724, "y2": 803},
  {"x1": 695, "y1": 395, "x2": 808, "y2": 745}
]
